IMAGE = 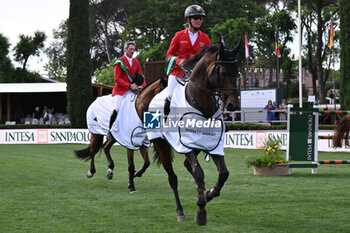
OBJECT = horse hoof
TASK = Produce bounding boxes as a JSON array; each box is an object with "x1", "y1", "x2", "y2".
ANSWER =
[
  {"x1": 106, "y1": 169, "x2": 114, "y2": 180},
  {"x1": 134, "y1": 170, "x2": 143, "y2": 178},
  {"x1": 195, "y1": 209, "x2": 207, "y2": 226},
  {"x1": 130, "y1": 190, "x2": 137, "y2": 194},
  {"x1": 177, "y1": 215, "x2": 186, "y2": 222},
  {"x1": 86, "y1": 170, "x2": 94, "y2": 178}
]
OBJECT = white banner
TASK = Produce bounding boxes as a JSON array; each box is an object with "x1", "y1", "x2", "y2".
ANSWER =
[
  {"x1": 224, "y1": 130, "x2": 350, "y2": 152},
  {"x1": 1, "y1": 129, "x2": 349, "y2": 152},
  {"x1": 0, "y1": 129, "x2": 91, "y2": 144}
]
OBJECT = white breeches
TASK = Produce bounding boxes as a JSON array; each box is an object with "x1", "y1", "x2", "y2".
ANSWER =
[
  {"x1": 167, "y1": 75, "x2": 185, "y2": 100},
  {"x1": 112, "y1": 90, "x2": 134, "y2": 112}
]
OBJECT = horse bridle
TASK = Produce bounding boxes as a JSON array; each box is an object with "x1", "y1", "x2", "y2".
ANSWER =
[{"x1": 188, "y1": 58, "x2": 239, "y2": 109}]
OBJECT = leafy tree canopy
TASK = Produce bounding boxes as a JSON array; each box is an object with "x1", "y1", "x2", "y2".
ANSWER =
[{"x1": 14, "y1": 31, "x2": 46, "y2": 70}]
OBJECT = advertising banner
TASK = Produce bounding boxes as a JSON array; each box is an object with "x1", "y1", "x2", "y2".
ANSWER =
[{"x1": 1, "y1": 129, "x2": 349, "y2": 152}]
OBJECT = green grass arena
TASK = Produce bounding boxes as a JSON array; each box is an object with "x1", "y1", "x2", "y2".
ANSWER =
[{"x1": 1, "y1": 144, "x2": 350, "y2": 232}]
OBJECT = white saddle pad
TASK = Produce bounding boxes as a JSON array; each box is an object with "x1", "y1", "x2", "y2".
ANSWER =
[
  {"x1": 86, "y1": 95, "x2": 114, "y2": 135},
  {"x1": 111, "y1": 93, "x2": 150, "y2": 150},
  {"x1": 147, "y1": 84, "x2": 225, "y2": 156}
]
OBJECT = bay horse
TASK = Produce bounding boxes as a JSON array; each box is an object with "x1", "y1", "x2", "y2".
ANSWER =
[
  {"x1": 152, "y1": 42, "x2": 240, "y2": 225},
  {"x1": 333, "y1": 114, "x2": 350, "y2": 148},
  {"x1": 74, "y1": 77, "x2": 167, "y2": 193}
]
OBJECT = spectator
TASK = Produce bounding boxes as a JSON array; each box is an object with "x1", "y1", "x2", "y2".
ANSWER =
[
  {"x1": 278, "y1": 99, "x2": 288, "y2": 123},
  {"x1": 43, "y1": 106, "x2": 53, "y2": 124},
  {"x1": 329, "y1": 90, "x2": 335, "y2": 104},
  {"x1": 264, "y1": 100, "x2": 276, "y2": 125},
  {"x1": 33, "y1": 107, "x2": 41, "y2": 120},
  {"x1": 15, "y1": 107, "x2": 24, "y2": 124}
]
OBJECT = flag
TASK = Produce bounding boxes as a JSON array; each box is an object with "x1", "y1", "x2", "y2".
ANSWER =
[
  {"x1": 245, "y1": 32, "x2": 249, "y2": 60},
  {"x1": 275, "y1": 32, "x2": 280, "y2": 58},
  {"x1": 327, "y1": 19, "x2": 335, "y2": 49}
]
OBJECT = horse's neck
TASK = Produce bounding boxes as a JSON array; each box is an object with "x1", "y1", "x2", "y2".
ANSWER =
[
  {"x1": 136, "y1": 80, "x2": 160, "y2": 120},
  {"x1": 186, "y1": 81, "x2": 218, "y2": 118}
]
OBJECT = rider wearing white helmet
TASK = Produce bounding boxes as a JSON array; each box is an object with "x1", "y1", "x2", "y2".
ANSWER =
[{"x1": 164, "y1": 4, "x2": 211, "y2": 116}]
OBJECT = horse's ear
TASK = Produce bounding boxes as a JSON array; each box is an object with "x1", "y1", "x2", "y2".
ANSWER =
[
  {"x1": 232, "y1": 41, "x2": 241, "y2": 55},
  {"x1": 218, "y1": 42, "x2": 225, "y2": 60}
]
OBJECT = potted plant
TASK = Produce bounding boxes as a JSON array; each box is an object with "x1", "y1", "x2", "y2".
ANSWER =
[{"x1": 244, "y1": 135, "x2": 289, "y2": 176}]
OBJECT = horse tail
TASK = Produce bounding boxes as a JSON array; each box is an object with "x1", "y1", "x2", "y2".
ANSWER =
[
  {"x1": 74, "y1": 134, "x2": 104, "y2": 160},
  {"x1": 333, "y1": 115, "x2": 350, "y2": 148},
  {"x1": 152, "y1": 138, "x2": 174, "y2": 166}
]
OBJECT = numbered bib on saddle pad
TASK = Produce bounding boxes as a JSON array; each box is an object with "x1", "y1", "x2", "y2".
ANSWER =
[
  {"x1": 131, "y1": 126, "x2": 150, "y2": 148},
  {"x1": 178, "y1": 112, "x2": 224, "y2": 152}
]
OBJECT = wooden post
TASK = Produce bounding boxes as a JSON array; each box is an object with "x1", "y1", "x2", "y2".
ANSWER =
[
  {"x1": 7, "y1": 94, "x2": 11, "y2": 121},
  {"x1": 0, "y1": 94, "x2": 2, "y2": 122}
]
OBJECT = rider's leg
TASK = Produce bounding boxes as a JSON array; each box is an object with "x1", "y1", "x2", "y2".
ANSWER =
[{"x1": 164, "y1": 75, "x2": 179, "y2": 117}]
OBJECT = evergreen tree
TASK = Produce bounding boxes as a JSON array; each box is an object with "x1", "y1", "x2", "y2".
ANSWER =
[
  {"x1": 66, "y1": 0, "x2": 92, "y2": 127},
  {"x1": 339, "y1": 0, "x2": 350, "y2": 109}
]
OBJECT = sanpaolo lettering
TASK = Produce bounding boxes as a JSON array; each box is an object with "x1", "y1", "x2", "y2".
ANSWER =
[{"x1": 50, "y1": 131, "x2": 90, "y2": 142}]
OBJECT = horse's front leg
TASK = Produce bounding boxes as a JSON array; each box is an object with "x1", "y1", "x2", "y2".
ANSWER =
[
  {"x1": 127, "y1": 149, "x2": 137, "y2": 194},
  {"x1": 134, "y1": 146, "x2": 150, "y2": 178},
  {"x1": 153, "y1": 138, "x2": 185, "y2": 222},
  {"x1": 103, "y1": 138, "x2": 116, "y2": 180},
  {"x1": 185, "y1": 151, "x2": 207, "y2": 226},
  {"x1": 205, "y1": 155, "x2": 229, "y2": 203}
]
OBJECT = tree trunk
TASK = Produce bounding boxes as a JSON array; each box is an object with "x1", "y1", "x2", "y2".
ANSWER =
[
  {"x1": 339, "y1": 0, "x2": 350, "y2": 109},
  {"x1": 316, "y1": 2, "x2": 326, "y2": 103},
  {"x1": 103, "y1": 19, "x2": 111, "y2": 63}
]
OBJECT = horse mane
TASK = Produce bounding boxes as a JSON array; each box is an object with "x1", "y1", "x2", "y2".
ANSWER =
[
  {"x1": 139, "y1": 76, "x2": 167, "y2": 94},
  {"x1": 184, "y1": 45, "x2": 219, "y2": 68},
  {"x1": 333, "y1": 115, "x2": 350, "y2": 147}
]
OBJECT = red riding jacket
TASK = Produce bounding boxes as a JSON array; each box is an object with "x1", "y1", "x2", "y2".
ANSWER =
[
  {"x1": 166, "y1": 29, "x2": 211, "y2": 77},
  {"x1": 112, "y1": 55, "x2": 146, "y2": 96}
]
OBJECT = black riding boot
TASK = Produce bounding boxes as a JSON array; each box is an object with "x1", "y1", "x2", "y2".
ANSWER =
[
  {"x1": 164, "y1": 97, "x2": 171, "y2": 122},
  {"x1": 107, "y1": 110, "x2": 117, "y2": 140}
]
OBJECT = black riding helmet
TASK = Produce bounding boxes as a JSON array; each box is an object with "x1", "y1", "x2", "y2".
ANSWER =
[
  {"x1": 184, "y1": 5, "x2": 206, "y2": 31},
  {"x1": 184, "y1": 5, "x2": 206, "y2": 19}
]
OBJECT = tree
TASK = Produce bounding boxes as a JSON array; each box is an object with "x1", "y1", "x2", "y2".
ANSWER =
[
  {"x1": 89, "y1": 0, "x2": 128, "y2": 67},
  {"x1": 0, "y1": 33, "x2": 14, "y2": 82},
  {"x1": 66, "y1": 0, "x2": 92, "y2": 128},
  {"x1": 301, "y1": 0, "x2": 338, "y2": 103},
  {"x1": 13, "y1": 31, "x2": 46, "y2": 70},
  {"x1": 254, "y1": 10, "x2": 296, "y2": 85},
  {"x1": 339, "y1": 0, "x2": 350, "y2": 109},
  {"x1": 210, "y1": 18, "x2": 253, "y2": 71},
  {"x1": 44, "y1": 21, "x2": 68, "y2": 81}
]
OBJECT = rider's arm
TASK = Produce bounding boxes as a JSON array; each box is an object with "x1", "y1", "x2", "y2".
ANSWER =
[{"x1": 166, "y1": 32, "x2": 181, "y2": 65}]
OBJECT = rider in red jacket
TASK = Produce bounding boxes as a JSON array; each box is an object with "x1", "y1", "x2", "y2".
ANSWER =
[
  {"x1": 112, "y1": 41, "x2": 146, "y2": 111},
  {"x1": 164, "y1": 5, "x2": 211, "y2": 115},
  {"x1": 109, "y1": 41, "x2": 146, "y2": 130}
]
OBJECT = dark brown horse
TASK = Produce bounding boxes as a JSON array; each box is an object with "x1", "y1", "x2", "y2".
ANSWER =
[
  {"x1": 333, "y1": 114, "x2": 350, "y2": 148},
  {"x1": 152, "y1": 42, "x2": 240, "y2": 225},
  {"x1": 75, "y1": 77, "x2": 167, "y2": 193}
]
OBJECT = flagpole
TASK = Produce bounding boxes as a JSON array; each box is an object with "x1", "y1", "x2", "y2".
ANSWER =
[
  {"x1": 298, "y1": 0, "x2": 303, "y2": 108},
  {"x1": 246, "y1": 58, "x2": 249, "y2": 89},
  {"x1": 276, "y1": 30, "x2": 280, "y2": 88},
  {"x1": 333, "y1": 44, "x2": 336, "y2": 110}
]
